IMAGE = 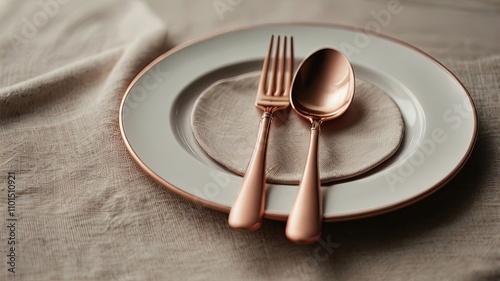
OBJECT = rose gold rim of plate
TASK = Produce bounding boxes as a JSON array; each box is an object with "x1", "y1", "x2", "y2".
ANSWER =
[{"x1": 118, "y1": 22, "x2": 478, "y2": 222}]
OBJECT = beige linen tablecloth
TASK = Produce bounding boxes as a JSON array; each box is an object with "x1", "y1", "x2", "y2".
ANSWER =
[{"x1": 1, "y1": 0, "x2": 499, "y2": 280}]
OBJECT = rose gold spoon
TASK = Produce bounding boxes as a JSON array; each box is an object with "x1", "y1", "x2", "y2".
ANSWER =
[{"x1": 286, "y1": 48, "x2": 355, "y2": 244}]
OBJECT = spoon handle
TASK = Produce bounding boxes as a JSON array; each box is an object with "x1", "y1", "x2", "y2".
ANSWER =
[
  {"x1": 228, "y1": 111, "x2": 272, "y2": 230},
  {"x1": 286, "y1": 121, "x2": 322, "y2": 244}
]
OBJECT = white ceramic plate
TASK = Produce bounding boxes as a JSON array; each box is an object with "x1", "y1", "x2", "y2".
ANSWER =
[{"x1": 119, "y1": 24, "x2": 477, "y2": 221}]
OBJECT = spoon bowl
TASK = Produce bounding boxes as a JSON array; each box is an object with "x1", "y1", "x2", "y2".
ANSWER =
[
  {"x1": 285, "y1": 48, "x2": 355, "y2": 244},
  {"x1": 291, "y1": 48, "x2": 355, "y2": 121}
]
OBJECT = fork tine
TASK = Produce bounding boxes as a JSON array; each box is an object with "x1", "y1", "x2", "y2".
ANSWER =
[
  {"x1": 255, "y1": 35, "x2": 293, "y2": 109},
  {"x1": 275, "y1": 36, "x2": 286, "y2": 96},
  {"x1": 268, "y1": 35, "x2": 280, "y2": 96},
  {"x1": 284, "y1": 36, "x2": 294, "y2": 96},
  {"x1": 258, "y1": 35, "x2": 274, "y2": 94}
]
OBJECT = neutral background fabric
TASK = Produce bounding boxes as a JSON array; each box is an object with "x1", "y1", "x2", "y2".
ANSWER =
[
  {"x1": 191, "y1": 73, "x2": 404, "y2": 184},
  {"x1": 0, "y1": 0, "x2": 499, "y2": 280}
]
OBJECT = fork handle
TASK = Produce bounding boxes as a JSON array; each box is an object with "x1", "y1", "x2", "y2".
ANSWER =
[
  {"x1": 285, "y1": 120, "x2": 322, "y2": 244},
  {"x1": 228, "y1": 111, "x2": 272, "y2": 230}
]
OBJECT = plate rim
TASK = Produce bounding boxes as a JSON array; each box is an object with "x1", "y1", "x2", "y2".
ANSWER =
[{"x1": 118, "y1": 22, "x2": 478, "y2": 222}]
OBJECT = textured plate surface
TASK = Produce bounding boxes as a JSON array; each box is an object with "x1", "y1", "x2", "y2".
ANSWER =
[{"x1": 190, "y1": 73, "x2": 404, "y2": 184}]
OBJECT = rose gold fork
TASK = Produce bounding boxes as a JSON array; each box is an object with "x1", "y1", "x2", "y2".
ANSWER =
[{"x1": 228, "y1": 35, "x2": 294, "y2": 230}]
